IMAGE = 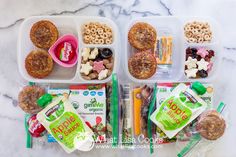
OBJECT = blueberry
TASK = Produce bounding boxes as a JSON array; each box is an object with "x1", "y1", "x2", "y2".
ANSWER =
[
  {"x1": 100, "y1": 48, "x2": 113, "y2": 59},
  {"x1": 192, "y1": 54, "x2": 197, "y2": 59},
  {"x1": 198, "y1": 70, "x2": 208, "y2": 78},
  {"x1": 95, "y1": 49, "x2": 103, "y2": 61},
  {"x1": 191, "y1": 48, "x2": 198, "y2": 54}
]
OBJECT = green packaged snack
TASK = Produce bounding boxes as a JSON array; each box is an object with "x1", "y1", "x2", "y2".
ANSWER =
[
  {"x1": 37, "y1": 94, "x2": 94, "y2": 153},
  {"x1": 150, "y1": 82, "x2": 207, "y2": 139}
]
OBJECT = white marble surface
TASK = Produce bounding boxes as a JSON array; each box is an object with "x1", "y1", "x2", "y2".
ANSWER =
[{"x1": 1, "y1": 0, "x2": 236, "y2": 156}]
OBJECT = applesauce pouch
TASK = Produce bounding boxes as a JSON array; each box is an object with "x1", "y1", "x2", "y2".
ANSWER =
[
  {"x1": 37, "y1": 94, "x2": 94, "y2": 153},
  {"x1": 150, "y1": 82, "x2": 207, "y2": 139}
]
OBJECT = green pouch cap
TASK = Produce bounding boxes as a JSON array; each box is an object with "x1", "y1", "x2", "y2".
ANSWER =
[
  {"x1": 191, "y1": 82, "x2": 206, "y2": 95},
  {"x1": 37, "y1": 94, "x2": 53, "y2": 108}
]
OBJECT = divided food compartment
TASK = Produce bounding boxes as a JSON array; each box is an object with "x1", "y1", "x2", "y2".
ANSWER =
[
  {"x1": 18, "y1": 16, "x2": 119, "y2": 83},
  {"x1": 125, "y1": 16, "x2": 222, "y2": 83},
  {"x1": 181, "y1": 17, "x2": 222, "y2": 82},
  {"x1": 76, "y1": 16, "x2": 119, "y2": 83},
  {"x1": 125, "y1": 16, "x2": 185, "y2": 83}
]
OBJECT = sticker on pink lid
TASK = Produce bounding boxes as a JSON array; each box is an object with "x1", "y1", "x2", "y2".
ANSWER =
[{"x1": 49, "y1": 34, "x2": 78, "y2": 68}]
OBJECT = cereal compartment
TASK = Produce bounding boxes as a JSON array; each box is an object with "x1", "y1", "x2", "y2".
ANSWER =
[
  {"x1": 18, "y1": 16, "x2": 119, "y2": 83},
  {"x1": 81, "y1": 22, "x2": 113, "y2": 45},
  {"x1": 182, "y1": 17, "x2": 221, "y2": 45},
  {"x1": 75, "y1": 17, "x2": 119, "y2": 83},
  {"x1": 182, "y1": 17, "x2": 222, "y2": 82}
]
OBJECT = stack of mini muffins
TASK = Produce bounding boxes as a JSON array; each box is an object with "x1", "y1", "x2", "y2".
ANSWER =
[
  {"x1": 25, "y1": 20, "x2": 58, "y2": 78},
  {"x1": 128, "y1": 22, "x2": 157, "y2": 79}
]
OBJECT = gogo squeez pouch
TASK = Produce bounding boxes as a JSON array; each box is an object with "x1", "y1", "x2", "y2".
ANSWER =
[
  {"x1": 37, "y1": 94, "x2": 94, "y2": 153},
  {"x1": 150, "y1": 82, "x2": 208, "y2": 139}
]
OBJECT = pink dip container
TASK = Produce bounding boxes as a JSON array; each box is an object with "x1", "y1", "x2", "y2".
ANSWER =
[{"x1": 49, "y1": 34, "x2": 78, "y2": 68}]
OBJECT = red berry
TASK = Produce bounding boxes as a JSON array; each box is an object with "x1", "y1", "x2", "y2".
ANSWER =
[
  {"x1": 208, "y1": 50, "x2": 215, "y2": 57},
  {"x1": 186, "y1": 47, "x2": 192, "y2": 54},
  {"x1": 204, "y1": 55, "x2": 211, "y2": 62},
  {"x1": 196, "y1": 55, "x2": 202, "y2": 61}
]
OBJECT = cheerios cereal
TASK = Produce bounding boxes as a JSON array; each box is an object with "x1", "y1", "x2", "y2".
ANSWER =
[
  {"x1": 184, "y1": 21, "x2": 213, "y2": 43},
  {"x1": 82, "y1": 22, "x2": 113, "y2": 44}
]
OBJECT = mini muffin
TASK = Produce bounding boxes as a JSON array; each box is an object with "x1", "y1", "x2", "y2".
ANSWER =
[
  {"x1": 128, "y1": 52, "x2": 157, "y2": 79},
  {"x1": 18, "y1": 86, "x2": 45, "y2": 114},
  {"x1": 128, "y1": 22, "x2": 157, "y2": 50},
  {"x1": 196, "y1": 110, "x2": 226, "y2": 140},
  {"x1": 30, "y1": 20, "x2": 59, "y2": 49},
  {"x1": 25, "y1": 50, "x2": 54, "y2": 78}
]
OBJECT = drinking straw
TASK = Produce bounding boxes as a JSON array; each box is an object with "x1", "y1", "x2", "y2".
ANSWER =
[
  {"x1": 177, "y1": 102, "x2": 226, "y2": 157},
  {"x1": 147, "y1": 83, "x2": 157, "y2": 154}
]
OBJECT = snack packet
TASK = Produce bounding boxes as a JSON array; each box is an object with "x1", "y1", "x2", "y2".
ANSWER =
[
  {"x1": 47, "y1": 85, "x2": 107, "y2": 143},
  {"x1": 37, "y1": 94, "x2": 94, "y2": 153},
  {"x1": 69, "y1": 84, "x2": 107, "y2": 143},
  {"x1": 155, "y1": 83, "x2": 213, "y2": 144},
  {"x1": 150, "y1": 82, "x2": 208, "y2": 139},
  {"x1": 155, "y1": 36, "x2": 173, "y2": 65},
  {"x1": 120, "y1": 84, "x2": 133, "y2": 146}
]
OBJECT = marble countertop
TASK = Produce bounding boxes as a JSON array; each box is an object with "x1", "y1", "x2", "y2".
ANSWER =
[{"x1": 1, "y1": 0, "x2": 236, "y2": 156}]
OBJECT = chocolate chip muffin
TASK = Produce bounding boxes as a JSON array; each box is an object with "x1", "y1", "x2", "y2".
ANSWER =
[
  {"x1": 128, "y1": 22, "x2": 157, "y2": 50},
  {"x1": 128, "y1": 52, "x2": 157, "y2": 79},
  {"x1": 196, "y1": 110, "x2": 226, "y2": 140},
  {"x1": 25, "y1": 50, "x2": 54, "y2": 78},
  {"x1": 30, "y1": 20, "x2": 59, "y2": 49},
  {"x1": 18, "y1": 86, "x2": 45, "y2": 114}
]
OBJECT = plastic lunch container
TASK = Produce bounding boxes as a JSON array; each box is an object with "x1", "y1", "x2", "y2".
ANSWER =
[
  {"x1": 17, "y1": 16, "x2": 120, "y2": 83},
  {"x1": 124, "y1": 16, "x2": 222, "y2": 83}
]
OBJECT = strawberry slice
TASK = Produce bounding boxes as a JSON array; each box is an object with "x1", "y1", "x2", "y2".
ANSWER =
[{"x1": 96, "y1": 116, "x2": 102, "y2": 125}]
